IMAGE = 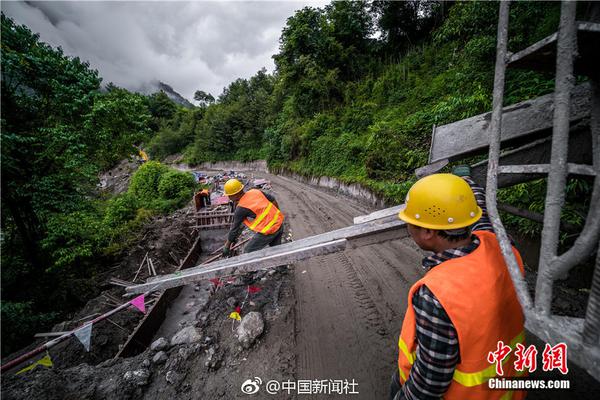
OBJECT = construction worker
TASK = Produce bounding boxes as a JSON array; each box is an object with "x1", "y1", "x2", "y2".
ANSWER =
[
  {"x1": 390, "y1": 170, "x2": 526, "y2": 400},
  {"x1": 222, "y1": 178, "x2": 285, "y2": 256},
  {"x1": 194, "y1": 188, "x2": 211, "y2": 211}
]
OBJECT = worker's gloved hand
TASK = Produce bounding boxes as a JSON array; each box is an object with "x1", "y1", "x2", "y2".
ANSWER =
[
  {"x1": 222, "y1": 246, "x2": 231, "y2": 258},
  {"x1": 452, "y1": 165, "x2": 471, "y2": 177}
]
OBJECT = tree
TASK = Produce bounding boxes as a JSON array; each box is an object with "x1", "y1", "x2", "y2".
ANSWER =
[
  {"x1": 1, "y1": 13, "x2": 101, "y2": 267},
  {"x1": 371, "y1": 0, "x2": 448, "y2": 56},
  {"x1": 84, "y1": 87, "x2": 152, "y2": 169},
  {"x1": 147, "y1": 91, "x2": 177, "y2": 120},
  {"x1": 193, "y1": 90, "x2": 215, "y2": 107}
]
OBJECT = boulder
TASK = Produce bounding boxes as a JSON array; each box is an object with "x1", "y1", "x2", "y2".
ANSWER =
[
  {"x1": 171, "y1": 326, "x2": 202, "y2": 346},
  {"x1": 236, "y1": 311, "x2": 264, "y2": 349},
  {"x1": 152, "y1": 351, "x2": 168, "y2": 365},
  {"x1": 165, "y1": 370, "x2": 184, "y2": 385},
  {"x1": 123, "y1": 369, "x2": 150, "y2": 386},
  {"x1": 150, "y1": 337, "x2": 169, "y2": 352}
]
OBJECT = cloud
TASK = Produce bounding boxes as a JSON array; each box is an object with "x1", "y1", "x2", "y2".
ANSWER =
[{"x1": 2, "y1": 0, "x2": 327, "y2": 103}]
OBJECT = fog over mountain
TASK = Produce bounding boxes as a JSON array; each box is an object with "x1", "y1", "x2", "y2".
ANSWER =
[{"x1": 2, "y1": 1, "x2": 326, "y2": 104}]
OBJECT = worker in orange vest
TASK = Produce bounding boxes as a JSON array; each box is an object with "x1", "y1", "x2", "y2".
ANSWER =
[
  {"x1": 194, "y1": 188, "x2": 211, "y2": 211},
  {"x1": 391, "y1": 170, "x2": 526, "y2": 400},
  {"x1": 222, "y1": 178, "x2": 285, "y2": 256}
]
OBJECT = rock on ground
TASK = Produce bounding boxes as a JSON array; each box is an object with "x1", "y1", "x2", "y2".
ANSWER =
[
  {"x1": 123, "y1": 368, "x2": 150, "y2": 386},
  {"x1": 153, "y1": 351, "x2": 168, "y2": 365},
  {"x1": 236, "y1": 311, "x2": 265, "y2": 349},
  {"x1": 150, "y1": 337, "x2": 169, "y2": 352},
  {"x1": 171, "y1": 326, "x2": 203, "y2": 346}
]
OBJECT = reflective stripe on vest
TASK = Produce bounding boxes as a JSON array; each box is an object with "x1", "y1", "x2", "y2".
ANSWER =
[
  {"x1": 398, "y1": 330, "x2": 525, "y2": 387},
  {"x1": 397, "y1": 231, "x2": 526, "y2": 400},
  {"x1": 261, "y1": 209, "x2": 281, "y2": 234},
  {"x1": 452, "y1": 331, "x2": 525, "y2": 387},
  {"x1": 238, "y1": 189, "x2": 284, "y2": 235},
  {"x1": 249, "y1": 202, "x2": 272, "y2": 230}
]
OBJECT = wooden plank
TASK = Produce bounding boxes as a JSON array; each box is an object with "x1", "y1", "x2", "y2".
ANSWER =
[
  {"x1": 115, "y1": 235, "x2": 203, "y2": 358},
  {"x1": 498, "y1": 163, "x2": 595, "y2": 176},
  {"x1": 34, "y1": 332, "x2": 69, "y2": 338},
  {"x1": 508, "y1": 22, "x2": 600, "y2": 78},
  {"x1": 126, "y1": 218, "x2": 407, "y2": 295},
  {"x1": 353, "y1": 204, "x2": 405, "y2": 225},
  {"x1": 126, "y1": 239, "x2": 349, "y2": 294},
  {"x1": 429, "y1": 83, "x2": 591, "y2": 163},
  {"x1": 348, "y1": 224, "x2": 408, "y2": 248},
  {"x1": 470, "y1": 125, "x2": 594, "y2": 188}
]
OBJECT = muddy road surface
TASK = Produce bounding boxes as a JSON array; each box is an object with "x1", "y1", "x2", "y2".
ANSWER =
[
  {"x1": 260, "y1": 172, "x2": 599, "y2": 400},
  {"x1": 262, "y1": 173, "x2": 424, "y2": 399}
]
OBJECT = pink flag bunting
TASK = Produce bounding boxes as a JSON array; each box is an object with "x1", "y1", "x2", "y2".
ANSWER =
[{"x1": 130, "y1": 294, "x2": 146, "y2": 314}]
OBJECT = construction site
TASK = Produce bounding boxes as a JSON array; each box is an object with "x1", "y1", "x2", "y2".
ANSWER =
[{"x1": 1, "y1": 1, "x2": 600, "y2": 399}]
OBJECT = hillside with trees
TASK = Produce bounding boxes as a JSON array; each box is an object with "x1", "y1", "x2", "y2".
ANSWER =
[{"x1": 2, "y1": 1, "x2": 593, "y2": 356}]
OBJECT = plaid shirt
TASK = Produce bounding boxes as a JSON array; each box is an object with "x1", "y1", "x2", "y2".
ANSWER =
[{"x1": 398, "y1": 177, "x2": 493, "y2": 400}]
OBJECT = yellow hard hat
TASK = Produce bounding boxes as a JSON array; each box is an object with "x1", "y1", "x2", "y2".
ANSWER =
[
  {"x1": 224, "y1": 179, "x2": 244, "y2": 196},
  {"x1": 398, "y1": 173, "x2": 482, "y2": 230}
]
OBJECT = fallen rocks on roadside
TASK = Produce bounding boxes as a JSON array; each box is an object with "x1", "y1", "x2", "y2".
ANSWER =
[
  {"x1": 236, "y1": 311, "x2": 264, "y2": 349},
  {"x1": 150, "y1": 337, "x2": 169, "y2": 352},
  {"x1": 226, "y1": 296, "x2": 237, "y2": 308},
  {"x1": 165, "y1": 370, "x2": 185, "y2": 385},
  {"x1": 204, "y1": 346, "x2": 222, "y2": 370},
  {"x1": 171, "y1": 326, "x2": 203, "y2": 346},
  {"x1": 123, "y1": 369, "x2": 150, "y2": 386},
  {"x1": 153, "y1": 351, "x2": 168, "y2": 365}
]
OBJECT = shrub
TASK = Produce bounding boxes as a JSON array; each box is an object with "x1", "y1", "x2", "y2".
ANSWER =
[
  {"x1": 158, "y1": 170, "x2": 196, "y2": 205},
  {"x1": 41, "y1": 210, "x2": 107, "y2": 271},
  {"x1": 128, "y1": 161, "x2": 169, "y2": 203},
  {"x1": 103, "y1": 192, "x2": 139, "y2": 227}
]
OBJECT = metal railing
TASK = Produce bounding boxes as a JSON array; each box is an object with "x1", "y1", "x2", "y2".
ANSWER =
[{"x1": 486, "y1": 0, "x2": 600, "y2": 380}]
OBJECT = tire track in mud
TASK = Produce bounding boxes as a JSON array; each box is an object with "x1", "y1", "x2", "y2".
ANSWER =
[{"x1": 264, "y1": 173, "x2": 422, "y2": 399}]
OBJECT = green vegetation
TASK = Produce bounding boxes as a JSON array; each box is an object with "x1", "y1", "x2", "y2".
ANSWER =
[
  {"x1": 1, "y1": 1, "x2": 591, "y2": 356},
  {"x1": 0, "y1": 14, "x2": 196, "y2": 355}
]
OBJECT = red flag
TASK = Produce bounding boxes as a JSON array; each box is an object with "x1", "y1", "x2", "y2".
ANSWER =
[
  {"x1": 247, "y1": 285, "x2": 261, "y2": 294},
  {"x1": 235, "y1": 306, "x2": 242, "y2": 314},
  {"x1": 209, "y1": 278, "x2": 223, "y2": 287}
]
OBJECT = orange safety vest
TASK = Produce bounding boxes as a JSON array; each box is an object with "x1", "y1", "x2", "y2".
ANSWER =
[
  {"x1": 237, "y1": 189, "x2": 284, "y2": 235},
  {"x1": 398, "y1": 230, "x2": 526, "y2": 400}
]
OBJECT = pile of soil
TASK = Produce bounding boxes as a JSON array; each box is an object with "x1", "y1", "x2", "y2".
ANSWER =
[{"x1": 2, "y1": 263, "x2": 296, "y2": 400}]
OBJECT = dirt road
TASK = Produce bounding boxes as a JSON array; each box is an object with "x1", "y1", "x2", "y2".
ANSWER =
[
  {"x1": 262, "y1": 173, "x2": 424, "y2": 399},
  {"x1": 261, "y1": 172, "x2": 600, "y2": 400}
]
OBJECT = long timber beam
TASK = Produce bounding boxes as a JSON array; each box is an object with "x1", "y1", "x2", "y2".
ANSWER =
[
  {"x1": 429, "y1": 83, "x2": 591, "y2": 164},
  {"x1": 126, "y1": 218, "x2": 408, "y2": 294}
]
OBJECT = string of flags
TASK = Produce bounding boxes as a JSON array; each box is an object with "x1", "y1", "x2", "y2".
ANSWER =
[
  {"x1": 8, "y1": 280, "x2": 262, "y2": 374},
  {"x1": 71, "y1": 294, "x2": 147, "y2": 352},
  {"x1": 228, "y1": 285, "x2": 262, "y2": 326},
  {"x1": 8, "y1": 294, "x2": 148, "y2": 376}
]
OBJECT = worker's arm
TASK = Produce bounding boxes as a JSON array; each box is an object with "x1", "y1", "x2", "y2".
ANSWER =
[
  {"x1": 397, "y1": 285, "x2": 459, "y2": 400},
  {"x1": 225, "y1": 206, "x2": 253, "y2": 247}
]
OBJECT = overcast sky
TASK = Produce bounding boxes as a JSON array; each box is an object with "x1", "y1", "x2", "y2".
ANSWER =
[{"x1": 2, "y1": 0, "x2": 327, "y2": 103}]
